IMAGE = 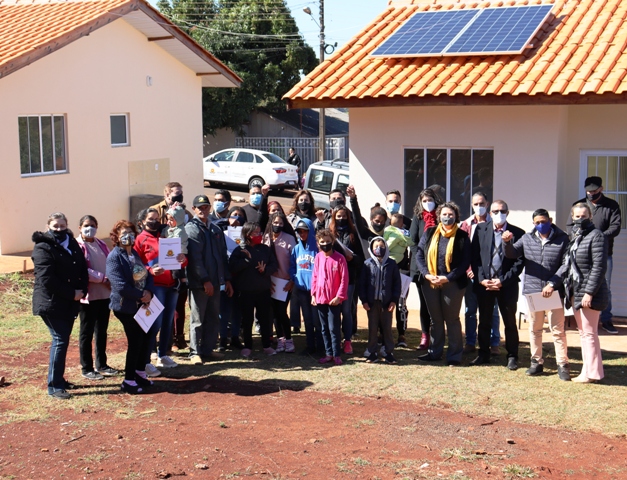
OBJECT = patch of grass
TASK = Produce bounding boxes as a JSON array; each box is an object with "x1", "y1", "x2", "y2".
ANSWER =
[
  {"x1": 352, "y1": 457, "x2": 370, "y2": 466},
  {"x1": 317, "y1": 398, "x2": 332, "y2": 405},
  {"x1": 502, "y1": 464, "x2": 537, "y2": 478},
  {"x1": 336, "y1": 462, "x2": 355, "y2": 474},
  {"x1": 441, "y1": 448, "x2": 481, "y2": 463}
]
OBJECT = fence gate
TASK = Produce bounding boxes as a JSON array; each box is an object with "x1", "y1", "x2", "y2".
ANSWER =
[{"x1": 235, "y1": 137, "x2": 347, "y2": 174}]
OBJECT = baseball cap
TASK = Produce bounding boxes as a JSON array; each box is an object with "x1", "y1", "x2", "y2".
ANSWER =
[
  {"x1": 584, "y1": 176, "x2": 603, "y2": 191},
  {"x1": 193, "y1": 195, "x2": 211, "y2": 207},
  {"x1": 295, "y1": 220, "x2": 310, "y2": 231}
]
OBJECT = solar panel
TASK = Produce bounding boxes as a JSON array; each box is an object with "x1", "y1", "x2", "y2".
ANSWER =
[
  {"x1": 371, "y1": 9, "x2": 478, "y2": 57},
  {"x1": 370, "y1": 5, "x2": 553, "y2": 58}
]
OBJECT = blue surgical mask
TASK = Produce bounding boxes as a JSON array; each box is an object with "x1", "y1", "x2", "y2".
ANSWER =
[
  {"x1": 214, "y1": 200, "x2": 227, "y2": 213},
  {"x1": 250, "y1": 194, "x2": 262, "y2": 207},
  {"x1": 535, "y1": 222, "x2": 552, "y2": 235},
  {"x1": 386, "y1": 202, "x2": 400, "y2": 214}
]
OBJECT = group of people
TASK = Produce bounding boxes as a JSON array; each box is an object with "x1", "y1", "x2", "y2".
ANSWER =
[{"x1": 31, "y1": 174, "x2": 619, "y2": 398}]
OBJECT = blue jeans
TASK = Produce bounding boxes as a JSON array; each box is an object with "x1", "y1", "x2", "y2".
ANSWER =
[
  {"x1": 465, "y1": 283, "x2": 500, "y2": 347},
  {"x1": 341, "y1": 284, "x2": 356, "y2": 341},
  {"x1": 600, "y1": 256, "x2": 613, "y2": 324},
  {"x1": 290, "y1": 292, "x2": 302, "y2": 329},
  {"x1": 220, "y1": 291, "x2": 241, "y2": 341},
  {"x1": 295, "y1": 289, "x2": 323, "y2": 351},
  {"x1": 41, "y1": 313, "x2": 75, "y2": 394},
  {"x1": 148, "y1": 285, "x2": 179, "y2": 358},
  {"x1": 317, "y1": 303, "x2": 342, "y2": 357}
]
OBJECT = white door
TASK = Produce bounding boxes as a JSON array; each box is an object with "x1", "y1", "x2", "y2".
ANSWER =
[
  {"x1": 205, "y1": 149, "x2": 235, "y2": 182},
  {"x1": 581, "y1": 151, "x2": 627, "y2": 316},
  {"x1": 234, "y1": 151, "x2": 255, "y2": 184}
]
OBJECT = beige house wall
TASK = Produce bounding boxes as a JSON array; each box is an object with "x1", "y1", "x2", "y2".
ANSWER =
[{"x1": 0, "y1": 18, "x2": 204, "y2": 254}]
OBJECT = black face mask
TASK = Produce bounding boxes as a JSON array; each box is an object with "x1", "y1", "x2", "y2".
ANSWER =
[
  {"x1": 145, "y1": 220, "x2": 160, "y2": 232},
  {"x1": 329, "y1": 198, "x2": 345, "y2": 209},
  {"x1": 271, "y1": 225, "x2": 283, "y2": 234},
  {"x1": 50, "y1": 230, "x2": 67, "y2": 242},
  {"x1": 586, "y1": 191, "x2": 602, "y2": 202},
  {"x1": 298, "y1": 201, "x2": 310, "y2": 212},
  {"x1": 319, "y1": 243, "x2": 333, "y2": 253},
  {"x1": 335, "y1": 218, "x2": 348, "y2": 229},
  {"x1": 572, "y1": 218, "x2": 593, "y2": 236},
  {"x1": 171, "y1": 194, "x2": 183, "y2": 204},
  {"x1": 371, "y1": 222, "x2": 384, "y2": 232}
]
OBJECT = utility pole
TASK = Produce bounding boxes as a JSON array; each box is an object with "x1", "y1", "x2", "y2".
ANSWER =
[{"x1": 318, "y1": 0, "x2": 325, "y2": 163}]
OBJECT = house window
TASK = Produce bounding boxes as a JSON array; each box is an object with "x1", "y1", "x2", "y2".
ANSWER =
[
  {"x1": 582, "y1": 152, "x2": 627, "y2": 229},
  {"x1": 110, "y1": 114, "x2": 129, "y2": 147},
  {"x1": 404, "y1": 148, "x2": 493, "y2": 218},
  {"x1": 18, "y1": 115, "x2": 67, "y2": 176}
]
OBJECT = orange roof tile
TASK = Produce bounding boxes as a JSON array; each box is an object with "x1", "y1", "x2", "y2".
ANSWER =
[
  {"x1": 0, "y1": 0, "x2": 241, "y2": 86},
  {"x1": 285, "y1": 0, "x2": 627, "y2": 108}
]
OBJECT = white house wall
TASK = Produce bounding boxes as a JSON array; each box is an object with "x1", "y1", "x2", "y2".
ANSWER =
[{"x1": 0, "y1": 18, "x2": 203, "y2": 254}]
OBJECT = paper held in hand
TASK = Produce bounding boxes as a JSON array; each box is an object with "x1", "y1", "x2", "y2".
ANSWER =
[
  {"x1": 524, "y1": 291, "x2": 563, "y2": 313},
  {"x1": 134, "y1": 295, "x2": 165, "y2": 333},
  {"x1": 400, "y1": 273, "x2": 412, "y2": 299},
  {"x1": 225, "y1": 226, "x2": 243, "y2": 256},
  {"x1": 158, "y1": 237, "x2": 181, "y2": 270},
  {"x1": 271, "y1": 276, "x2": 290, "y2": 302}
]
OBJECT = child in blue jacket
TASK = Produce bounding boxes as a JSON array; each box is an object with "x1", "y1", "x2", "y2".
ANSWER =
[{"x1": 359, "y1": 236, "x2": 401, "y2": 364}]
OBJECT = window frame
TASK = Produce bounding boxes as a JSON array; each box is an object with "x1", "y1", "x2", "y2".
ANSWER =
[
  {"x1": 19, "y1": 114, "x2": 68, "y2": 177},
  {"x1": 110, "y1": 113, "x2": 130, "y2": 147}
]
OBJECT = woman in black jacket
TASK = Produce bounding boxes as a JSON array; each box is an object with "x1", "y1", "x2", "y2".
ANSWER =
[
  {"x1": 32, "y1": 212, "x2": 88, "y2": 399},
  {"x1": 416, "y1": 202, "x2": 470, "y2": 366},
  {"x1": 557, "y1": 203, "x2": 608, "y2": 383},
  {"x1": 229, "y1": 222, "x2": 278, "y2": 358},
  {"x1": 409, "y1": 188, "x2": 441, "y2": 350}
]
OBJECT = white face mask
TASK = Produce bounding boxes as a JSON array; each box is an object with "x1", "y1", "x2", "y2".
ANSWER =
[
  {"x1": 422, "y1": 201, "x2": 436, "y2": 212},
  {"x1": 473, "y1": 205, "x2": 487, "y2": 217},
  {"x1": 82, "y1": 226, "x2": 97, "y2": 238},
  {"x1": 491, "y1": 212, "x2": 507, "y2": 226}
]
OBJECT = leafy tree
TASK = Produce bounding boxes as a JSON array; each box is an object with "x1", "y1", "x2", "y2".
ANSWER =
[{"x1": 157, "y1": 0, "x2": 318, "y2": 135}]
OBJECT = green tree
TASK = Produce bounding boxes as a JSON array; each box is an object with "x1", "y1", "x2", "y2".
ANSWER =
[{"x1": 157, "y1": 0, "x2": 318, "y2": 135}]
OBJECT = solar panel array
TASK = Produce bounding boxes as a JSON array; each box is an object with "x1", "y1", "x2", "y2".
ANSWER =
[{"x1": 371, "y1": 5, "x2": 553, "y2": 57}]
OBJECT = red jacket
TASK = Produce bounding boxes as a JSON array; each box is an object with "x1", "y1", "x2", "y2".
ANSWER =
[{"x1": 134, "y1": 230, "x2": 187, "y2": 288}]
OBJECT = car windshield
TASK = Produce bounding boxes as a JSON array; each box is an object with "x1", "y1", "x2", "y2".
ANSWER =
[{"x1": 265, "y1": 153, "x2": 286, "y2": 164}]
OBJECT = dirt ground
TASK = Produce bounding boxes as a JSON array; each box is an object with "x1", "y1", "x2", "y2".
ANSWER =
[{"x1": 1, "y1": 342, "x2": 627, "y2": 480}]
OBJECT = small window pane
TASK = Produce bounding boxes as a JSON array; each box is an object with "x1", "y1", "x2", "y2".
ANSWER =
[
  {"x1": 450, "y1": 149, "x2": 472, "y2": 218},
  {"x1": 336, "y1": 174, "x2": 349, "y2": 192},
  {"x1": 54, "y1": 116, "x2": 66, "y2": 171},
  {"x1": 18, "y1": 117, "x2": 30, "y2": 174},
  {"x1": 110, "y1": 115, "x2": 128, "y2": 146},
  {"x1": 587, "y1": 156, "x2": 597, "y2": 177},
  {"x1": 597, "y1": 156, "x2": 607, "y2": 186},
  {"x1": 472, "y1": 149, "x2": 494, "y2": 204},
  {"x1": 28, "y1": 117, "x2": 41, "y2": 173},
  {"x1": 619, "y1": 156, "x2": 627, "y2": 191},
  {"x1": 255, "y1": 155, "x2": 264, "y2": 164},
  {"x1": 426, "y1": 148, "x2": 447, "y2": 194},
  {"x1": 607, "y1": 156, "x2": 618, "y2": 191},
  {"x1": 404, "y1": 148, "x2": 424, "y2": 217},
  {"x1": 41, "y1": 116, "x2": 54, "y2": 172},
  {"x1": 237, "y1": 152, "x2": 254, "y2": 163},
  {"x1": 308, "y1": 169, "x2": 333, "y2": 193},
  {"x1": 618, "y1": 194, "x2": 627, "y2": 229}
]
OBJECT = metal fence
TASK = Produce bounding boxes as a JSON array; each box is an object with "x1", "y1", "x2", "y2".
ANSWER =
[{"x1": 235, "y1": 136, "x2": 348, "y2": 174}]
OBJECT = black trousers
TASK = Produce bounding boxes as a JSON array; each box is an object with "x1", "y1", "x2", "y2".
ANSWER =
[
  {"x1": 241, "y1": 291, "x2": 272, "y2": 349},
  {"x1": 415, "y1": 282, "x2": 431, "y2": 336},
  {"x1": 114, "y1": 311, "x2": 151, "y2": 381},
  {"x1": 272, "y1": 292, "x2": 292, "y2": 340},
  {"x1": 476, "y1": 283, "x2": 519, "y2": 359},
  {"x1": 79, "y1": 299, "x2": 111, "y2": 373}
]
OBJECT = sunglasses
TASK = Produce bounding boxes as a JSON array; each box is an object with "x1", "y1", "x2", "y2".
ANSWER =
[{"x1": 491, "y1": 209, "x2": 507, "y2": 214}]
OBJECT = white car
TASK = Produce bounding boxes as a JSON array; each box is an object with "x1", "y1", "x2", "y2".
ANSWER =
[{"x1": 203, "y1": 148, "x2": 299, "y2": 190}]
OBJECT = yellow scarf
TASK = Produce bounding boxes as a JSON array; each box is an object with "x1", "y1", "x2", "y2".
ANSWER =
[{"x1": 427, "y1": 223, "x2": 458, "y2": 278}]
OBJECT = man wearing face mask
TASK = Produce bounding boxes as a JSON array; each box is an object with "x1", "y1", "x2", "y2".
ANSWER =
[
  {"x1": 150, "y1": 182, "x2": 191, "y2": 225},
  {"x1": 460, "y1": 192, "x2": 501, "y2": 355},
  {"x1": 209, "y1": 189, "x2": 232, "y2": 228},
  {"x1": 185, "y1": 195, "x2": 233, "y2": 365},
  {"x1": 313, "y1": 188, "x2": 350, "y2": 230},
  {"x1": 573, "y1": 176, "x2": 621, "y2": 334},
  {"x1": 242, "y1": 183, "x2": 264, "y2": 226},
  {"x1": 503, "y1": 209, "x2": 571, "y2": 380},
  {"x1": 471, "y1": 200, "x2": 524, "y2": 370}
]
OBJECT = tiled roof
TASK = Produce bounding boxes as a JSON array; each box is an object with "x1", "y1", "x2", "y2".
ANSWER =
[
  {"x1": 284, "y1": 0, "x2": 627, "y2": 108},
  {"x1": 0, "y1": 0, "x2": 241, "y2": 87}
]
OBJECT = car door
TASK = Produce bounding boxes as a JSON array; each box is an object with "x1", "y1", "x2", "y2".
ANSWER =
[
  {"x1": 234, "y1": 151, "x2": 255, "y2": 184},
  {"x1": 204, "y1": 150, "x2": 234, "y2": 182}
]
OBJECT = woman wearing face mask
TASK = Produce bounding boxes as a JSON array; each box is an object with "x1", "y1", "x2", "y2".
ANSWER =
[
  {"x1": 264, "y1": 212, "x2": 296, "y2": 352},
  {"x1": 106, "y1": 220, "x2": 155, "y2": 394},
  {"x1": 229, "y1": 222, "x2": 279, "y2": 357},
  {"x1": 409, "y1": 189, "x2": 441, "y2": 350},
  {"x1": 287, "y1": 190, "x2": 318, "y2": 228},
  {"x1": 135, "y1": 208, "x2": 187, "y2": 375},
  {"x1": 416, "y1": 202, "x2": 470, "y2": 366},
  {"x1": 556, "y1": 203, "x2": 608, "y2": 383},
  {"x1": 329, "y1": 206, "x2": 363, "y2": 354},
  {"x1": 32, "y1": 213, "x2": 88, "y2": 399},
  {"x1": 76, "y1": 215, "x2": 117, "y2": 381}
]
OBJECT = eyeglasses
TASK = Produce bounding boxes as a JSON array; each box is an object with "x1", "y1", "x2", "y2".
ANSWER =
[{"x1": 491, "y1": 209, "x2": 507, "y2": 214}]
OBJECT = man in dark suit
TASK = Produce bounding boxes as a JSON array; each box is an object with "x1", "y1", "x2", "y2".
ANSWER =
[{"x1": 470, "y1": 200, "x2": 525, "y2": 370}]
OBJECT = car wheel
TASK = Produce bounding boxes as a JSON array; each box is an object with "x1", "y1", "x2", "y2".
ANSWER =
[{"x1": 248, "y1": 176, "x2": 264, "y2": 190}]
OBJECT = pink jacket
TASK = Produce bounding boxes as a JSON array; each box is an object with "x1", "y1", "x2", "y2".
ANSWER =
[
  {"x1": 311, "y1": 251, "x2": 348, "y2": 305},
  {"x1": 76, "y1": 236, "x2": 110, "y2": 304}
]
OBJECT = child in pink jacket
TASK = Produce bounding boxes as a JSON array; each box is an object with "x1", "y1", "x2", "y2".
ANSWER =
[{"x1": 311, "y1": 229, "x2": 349, "y2": 365}]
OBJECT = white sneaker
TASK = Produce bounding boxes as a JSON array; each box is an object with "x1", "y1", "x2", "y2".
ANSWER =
[
  {"x1": 363, "y1": 348, "x2": 371, "y2": 358},
  {"x1": 150, "y1": 352, "x2": 158, "y2": 362},
  {"x1": 157, "y1": 356, "x2": 178, "y2": 368},
  {"x1": 379, "y1": 345, "x2": 387, "y2": 357},
  {"x1": 285, "y1": 338, "x2": 295, "y2": 353},
  {"x1": 145, "y1": 363, "x2": 161, "y2": 377},
  {"x1": 276, "y1": 337, "x2": 286, "y2": 353}
]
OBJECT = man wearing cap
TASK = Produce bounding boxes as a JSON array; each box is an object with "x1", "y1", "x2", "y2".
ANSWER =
[
  {"x1": 185, "y1": 194, "x2": 233, "y2": 364},
  {"x1": 573, "y1": 176, "x2": 621, "y2": 334}
]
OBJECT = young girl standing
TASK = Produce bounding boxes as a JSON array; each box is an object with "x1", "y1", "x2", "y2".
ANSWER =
[{"x1": 311, "y1": 229, "x2": 349, "y2": 365}]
